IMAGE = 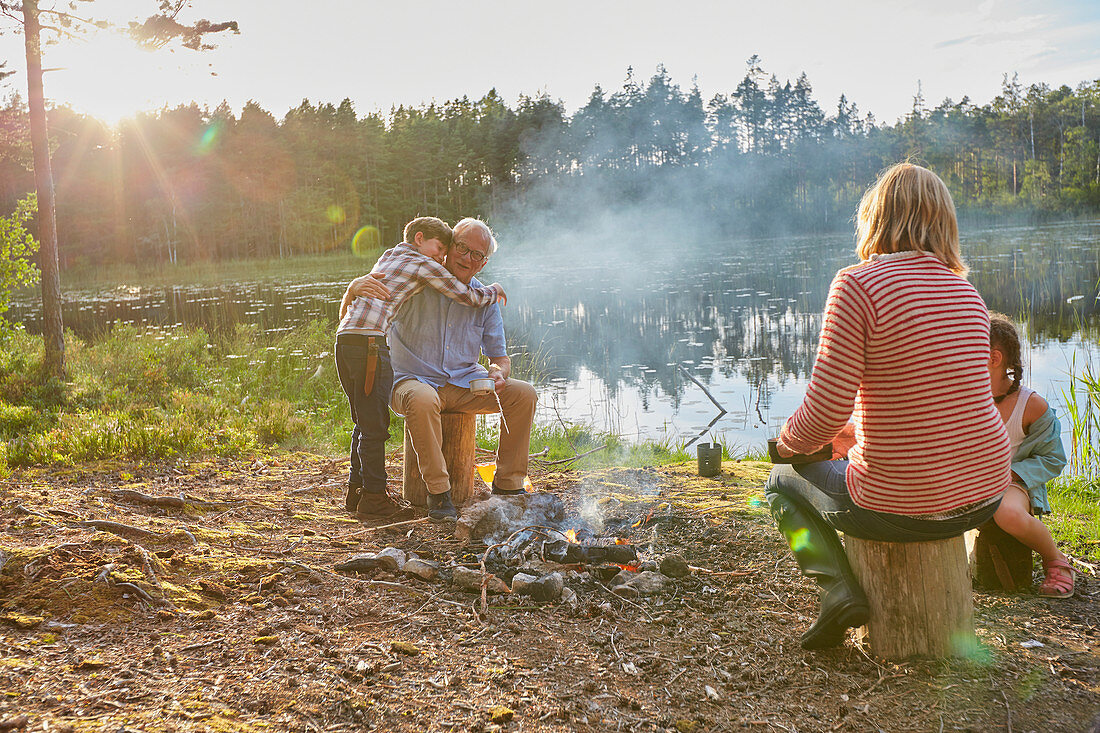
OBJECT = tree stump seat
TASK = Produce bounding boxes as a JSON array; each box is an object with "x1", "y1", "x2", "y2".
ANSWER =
[
  {"x1": 845, "y1": 535, "x2": 976, "y2": 659},
  {"x1": 402, "y1": 412, "x2": 478, "y2": 507}
]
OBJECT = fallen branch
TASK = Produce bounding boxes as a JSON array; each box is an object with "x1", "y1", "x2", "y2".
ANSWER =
[
  {"x1": 108, "y1": 489, "x2": 185, "y2": 509},
  {"x1": 277, "y1": 559, "x2": 466, "y2": 607},
  {"x1": 71, "y1": 520, "x2": 164, "y2": 542},
  {"x1": 676, "y1": 363, "x2": 727, "y2": 414},
  {"x1": 108, "y1": 488, "x2": 246, "y2": 510}
]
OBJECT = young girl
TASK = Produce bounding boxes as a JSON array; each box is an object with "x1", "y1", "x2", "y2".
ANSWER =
[{"x1": 989, "y1": 313, "x2": 1074, "y2": 598}]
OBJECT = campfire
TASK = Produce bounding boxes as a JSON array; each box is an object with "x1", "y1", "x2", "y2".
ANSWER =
[{"x1": 337, "y1": 490, "x2": 689, "y2": 607}]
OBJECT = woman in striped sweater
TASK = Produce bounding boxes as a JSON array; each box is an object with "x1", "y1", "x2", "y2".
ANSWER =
[{"x1": 766, "y1": 162, "x2": 1012, "y2": 650}]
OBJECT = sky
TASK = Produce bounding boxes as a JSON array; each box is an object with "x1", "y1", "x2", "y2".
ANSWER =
[{"x1": 0, "y1": 0, "x2": 1098, "y2": 126}]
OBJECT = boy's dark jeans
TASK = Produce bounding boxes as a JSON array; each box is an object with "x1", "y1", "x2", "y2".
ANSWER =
[
  {"x1": 335, "y1": 334, "x2": 393, "y2": 494},
  {"x1": 765, "y1": 460, "x2": 1001, "y2": 542}
]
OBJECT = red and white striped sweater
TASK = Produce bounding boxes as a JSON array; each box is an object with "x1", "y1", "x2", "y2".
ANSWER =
[{"x1": 780, "y1": 251, "x2": 1011, "y2": 517}]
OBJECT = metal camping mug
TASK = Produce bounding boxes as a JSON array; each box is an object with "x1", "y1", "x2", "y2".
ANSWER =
[{"x1": 470, "y1": 378, "x2": 496, "y2": 395}]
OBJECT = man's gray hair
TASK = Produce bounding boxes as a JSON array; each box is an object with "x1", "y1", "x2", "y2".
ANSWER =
[{"x1": 453, "y1": 217, "x2": 498, "y2": 256}]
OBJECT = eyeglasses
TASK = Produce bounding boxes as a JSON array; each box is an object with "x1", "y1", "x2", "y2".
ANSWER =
[{"x1": 452, "y1": 241, "x2": 486, "y2": 263}]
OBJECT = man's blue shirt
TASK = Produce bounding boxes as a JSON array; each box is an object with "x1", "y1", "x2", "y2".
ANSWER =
[{"x1": 389, "y1": 275, "x2": 506, "y2": 391}]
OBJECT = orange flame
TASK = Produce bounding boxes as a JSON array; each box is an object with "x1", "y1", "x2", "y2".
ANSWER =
[{"x1": 564, "y1": 529, "x2": 578, "y2": 543}]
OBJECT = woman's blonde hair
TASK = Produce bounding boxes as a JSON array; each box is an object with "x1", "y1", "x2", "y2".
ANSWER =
[{"x1": 855, "y1": 162, "x2": 966, "y2": 275}]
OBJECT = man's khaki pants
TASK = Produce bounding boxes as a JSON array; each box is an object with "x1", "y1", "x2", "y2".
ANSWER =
[{"x1": 392, "y1": 379, "x2": 537, "y2": 495}]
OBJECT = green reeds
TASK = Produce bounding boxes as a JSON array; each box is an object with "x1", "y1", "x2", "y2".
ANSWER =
[{"x1": 1061, "y1": 350, "x2": 1100, "y2": 476}]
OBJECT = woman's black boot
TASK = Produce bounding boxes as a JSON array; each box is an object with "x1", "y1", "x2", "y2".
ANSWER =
[{"x1": 767, "y1": 492, "x2": 870, "y2": 649}]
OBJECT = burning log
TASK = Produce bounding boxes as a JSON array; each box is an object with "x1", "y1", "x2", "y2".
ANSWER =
[{"x1": 550, "y1": 541, "x2": 638, "y2": 565}]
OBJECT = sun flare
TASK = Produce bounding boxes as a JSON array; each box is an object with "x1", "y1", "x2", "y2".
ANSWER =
[{"x1": 43, "y1": 30, "x2": 213, "y2": 126}]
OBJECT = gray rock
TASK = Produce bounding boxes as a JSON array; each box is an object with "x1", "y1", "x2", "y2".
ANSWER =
[
  {"x1": 560, "y1": 586, "x2": 577, "y2": 605},
  {"x1": 510, "y1": 573, "x2": 538, "y2": 595},
  {"x1": 335, "y1": 553, "x2": 385, "y2": 573},
  {"x1": 659, "y1": 554, "x2": 690, "y2": 578},
  {"x1": 638, "y1": 560, "x2": 659, "y2": 572},
  {"x1": 402, "y1": 558, "x2": 439, "y2": 581},
  {"x1": 612, "y1": 584, "x2": 640, "y2": 600},
  {"x1": 529, "y1": 572, "x2": 563, "y2": 602},
  {"x1": 452, "y1": 566, "x2": 509, "y2": 594},
  {"x1": 375, "y1": 548, "x2": 407, "y2": 572},
  {"x1": 608, "y1": 570, "x2": 633, "y2": 588},
  {"x1": 627, "y1": 571, "x2": 667, "y2": 595}
]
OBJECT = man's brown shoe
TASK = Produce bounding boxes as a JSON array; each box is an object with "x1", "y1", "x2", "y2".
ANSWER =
[{"x1": 356, "y1": 491, "x2": 400, "y2": 520}]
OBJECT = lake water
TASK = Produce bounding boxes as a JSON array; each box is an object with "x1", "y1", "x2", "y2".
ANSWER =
[{"x1": 11, "y1": 220, "x2": 1100, "y2": 452}]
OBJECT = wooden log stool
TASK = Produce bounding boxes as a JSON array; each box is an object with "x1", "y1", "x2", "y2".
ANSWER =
[
  {"x1": 966, "y1": 520, "x2": 1034, "y2": 591},
  {"x1": 845, "y1": 535, "x2": 976, "y2": 659},
  {"x1": 402, "y1": 412, "x2": 478, "y2": 507}
]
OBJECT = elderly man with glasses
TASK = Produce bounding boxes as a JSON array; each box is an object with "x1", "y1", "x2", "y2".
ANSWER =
[{"x1": 345, "y1": 218, "x2": 537, "y2": 522}]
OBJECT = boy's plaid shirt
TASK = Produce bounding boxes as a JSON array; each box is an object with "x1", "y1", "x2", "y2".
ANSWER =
[{"x1": 337, "y1": 243, "x2": 498, "y2": 334}]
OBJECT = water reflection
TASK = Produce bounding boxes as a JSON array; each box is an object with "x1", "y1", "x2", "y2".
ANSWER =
[{"x1": 9, "y1": 220, "x2": 1100, "y2": 447}]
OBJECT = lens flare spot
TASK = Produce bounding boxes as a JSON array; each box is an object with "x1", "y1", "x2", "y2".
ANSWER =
[
  {"x1": 195, "y1": 122, "x2": 220, "y2": 155},
  {"x1": 749, "y1": 497, "x2": 766, "y2": 508},
  {"x1": 951, "y1": 632, "x2": 989, "y2": 663},
  {"x1": 788, "y1": 527, "x2": 811, "y2": 552},
  {"x1": 326, "y1": 205, "x2": 346, "y2": 225},
  {"x1": 352, "y1": 225, "x2": 381, "y2": 256}
]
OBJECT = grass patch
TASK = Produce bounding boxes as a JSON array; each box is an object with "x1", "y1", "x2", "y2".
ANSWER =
[{"x1": 1045, "y1": 474, "x2": 1100, "y2": 564}]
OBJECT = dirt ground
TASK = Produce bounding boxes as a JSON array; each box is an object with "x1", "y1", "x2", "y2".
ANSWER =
[{"x1": 0, "y1": 452, "x2": 1097, "y2": 732}]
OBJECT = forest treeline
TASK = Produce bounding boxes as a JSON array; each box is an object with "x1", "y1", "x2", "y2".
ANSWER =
[{"x1": 0, "y1": 56, "x2": 1098, "y2": 266}]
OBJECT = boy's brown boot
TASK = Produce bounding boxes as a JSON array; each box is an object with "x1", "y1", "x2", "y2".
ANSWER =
[
  {"x1": 356, "y1": 491, "x2": 400, "y2": 520},
  {"x1": 345, "y1": 484, "x2": 361, "y2": 513}
]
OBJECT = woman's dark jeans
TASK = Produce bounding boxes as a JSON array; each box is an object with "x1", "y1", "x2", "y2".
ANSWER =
[{"x1": 765, "y1": 460, "x2": 1001, "y2": 542}]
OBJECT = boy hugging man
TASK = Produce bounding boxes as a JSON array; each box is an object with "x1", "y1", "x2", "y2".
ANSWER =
[{"x1": 335, "y1": 216, "x2": 506, "y2": 519}]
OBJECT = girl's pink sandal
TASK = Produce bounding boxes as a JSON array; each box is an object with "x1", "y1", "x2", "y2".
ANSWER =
[{"x1": 1038, "y1": 559, "x2": 1076, "y2": 599}]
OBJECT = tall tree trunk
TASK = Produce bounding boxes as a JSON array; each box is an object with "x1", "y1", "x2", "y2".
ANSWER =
[{"x1": 23, "y1": 0, "x2": 64, "y2": 379}]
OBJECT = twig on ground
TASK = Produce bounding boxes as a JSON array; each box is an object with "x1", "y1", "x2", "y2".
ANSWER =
[
  {"x1": 1068, "y1": 554, "x2": 1097, "y2": 575},
  {"x1": 687, "y1": 565, "x2": 753, "y2": 577},
  {"x1": 178, "y1": 637, "x2": 225, "y2": 653},
  {"x1": 291, "y1": 481, "x2": 342, "y2": 495},
  {"x1": 356, "y1": 517, "x2": 429, "y2": 533},
  {"x1": 352, "y1": 597, "x2": 438, "y2": 626}
]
